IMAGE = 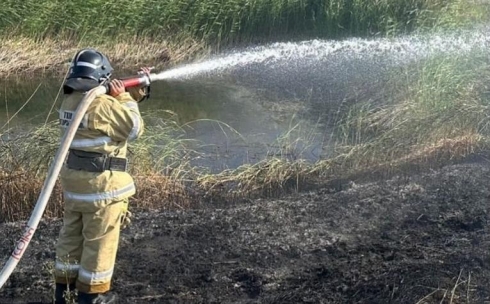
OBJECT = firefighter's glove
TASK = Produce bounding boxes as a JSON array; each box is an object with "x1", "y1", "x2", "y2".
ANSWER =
[
  {"x1": 109, "y1": 79, "x2": 126, "y2": 98},
  {"x1": 127, "y1": 86, "x2": 149, "y2": 103},
  {"x1": 128, "y1": 66, "x2": 154, "y2": 103},
  {"x1": 120, "y1": 201, "x2": 132, "y2": 229}
]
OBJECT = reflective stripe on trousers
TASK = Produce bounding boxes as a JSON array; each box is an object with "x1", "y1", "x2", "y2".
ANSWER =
[
  {"x1": 78, "y1": 266, "x2": 114, "y2": 284},
  {"x1": 55, "y1": 261, "x2": 80, "y2": 275},
  {"x1": 63, "y1": 182, "x2": 135, "y2": 202},
  {"x1": 55, "y1": 262, "x2": 113, "y2": 284}
]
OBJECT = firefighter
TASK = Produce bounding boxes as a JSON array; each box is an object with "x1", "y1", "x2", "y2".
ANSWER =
[{"x1": 53, "y1": 48, "x2": 149, "y2": 304}]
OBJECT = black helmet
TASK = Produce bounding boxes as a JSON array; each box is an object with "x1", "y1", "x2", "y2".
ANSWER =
[
  {"x1": 68, "y1": 48, "x2": 113, "y2": 82},
  {"x1": 63, "y1": 48, "x2": 114, "y2": 93}
]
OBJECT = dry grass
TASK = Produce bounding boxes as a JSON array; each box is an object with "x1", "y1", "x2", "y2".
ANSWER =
[
  {"x1": 0, "y1": 36, "x2": 207, "y2": 77},
  {"x1": 0, "y1": 131, "x2": 487, "y2": 223},
  {"x1": 330, "y1": 133, "x2": 487, "y2": 180},
  {"x1": 0, "y1": 172, "x2": 192, "y2": 222},
  {"x1": 415, "y1": 269, "x2": 473, "y2": 304},
  {"x1": 0, "y1": 170, "x2": 63, "y2": 222},
  {"x1": 132, "y1": 175, "x2": 193, "y2": 210}
]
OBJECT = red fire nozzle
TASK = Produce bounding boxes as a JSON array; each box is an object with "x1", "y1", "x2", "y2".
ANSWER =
[
  {"x1": 103, "y1": 72, "x2": 157, "y2": 94},
  {"x1": 120, "y1": 73, "x2": 153, "y2": 88}
]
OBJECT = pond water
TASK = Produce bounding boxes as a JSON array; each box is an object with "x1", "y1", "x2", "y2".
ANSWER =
[{"x1": 0, "y1": 75, "x2": 325, "y2": 172}]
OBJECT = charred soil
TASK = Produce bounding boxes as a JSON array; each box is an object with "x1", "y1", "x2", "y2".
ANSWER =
[{"x1": 1, "y1": 162, "x2": 490, "y2": 303}]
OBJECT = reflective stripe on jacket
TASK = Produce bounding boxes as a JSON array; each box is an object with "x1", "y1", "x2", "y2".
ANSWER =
[{"x1": 59, "y1": 91, "x2": 144, "y2": 204}]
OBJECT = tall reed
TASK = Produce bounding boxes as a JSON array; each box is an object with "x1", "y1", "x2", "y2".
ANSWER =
[{"x1": 0, "y1": 0, "x2": 478, "y2": 46}]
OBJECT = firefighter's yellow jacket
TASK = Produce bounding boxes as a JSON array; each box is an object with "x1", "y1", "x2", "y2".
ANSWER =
[{"x1": 59, "y1": 91, "x2": 144, "y2": 208}]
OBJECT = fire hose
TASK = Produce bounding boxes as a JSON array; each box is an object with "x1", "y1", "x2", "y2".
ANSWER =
[{"x1": 0, "y1": 72, "x2": 160, "y2": 289}]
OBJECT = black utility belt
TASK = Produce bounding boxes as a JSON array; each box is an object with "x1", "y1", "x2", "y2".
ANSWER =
[{"x1": 66, "y1": 150, "x2": 128, "y2": 172}]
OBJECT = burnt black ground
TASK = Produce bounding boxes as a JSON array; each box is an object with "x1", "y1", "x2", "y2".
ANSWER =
[{"x1": 1, "y1": 162, "x2": 490, "y2": 303}]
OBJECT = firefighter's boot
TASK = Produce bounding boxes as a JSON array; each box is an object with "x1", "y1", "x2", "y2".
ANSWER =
[
  {"x1": 54, "y1": 283, "x2": 76, "y2": 304},
  {"x1": 77, "y1": 292, "x2": 117, "y2": 304}
]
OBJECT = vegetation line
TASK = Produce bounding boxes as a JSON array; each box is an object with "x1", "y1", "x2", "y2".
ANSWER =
[{"x1": 1, "y1": 0, "x2": 490, "y2": 222}]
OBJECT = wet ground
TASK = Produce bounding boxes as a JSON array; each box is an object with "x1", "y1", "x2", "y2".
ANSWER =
[{"x1": 1, "y1": 162, "x2": 490, "y2": 303}]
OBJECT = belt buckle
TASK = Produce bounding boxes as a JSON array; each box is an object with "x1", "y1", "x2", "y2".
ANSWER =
[{"x1": 108, "y1": 157, "x2": 128, "y2": 172}]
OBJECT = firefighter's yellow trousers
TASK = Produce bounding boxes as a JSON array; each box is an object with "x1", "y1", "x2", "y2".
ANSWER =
[{"x1": 54, "y1": 198, "x2": 126, "y2": 293}]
